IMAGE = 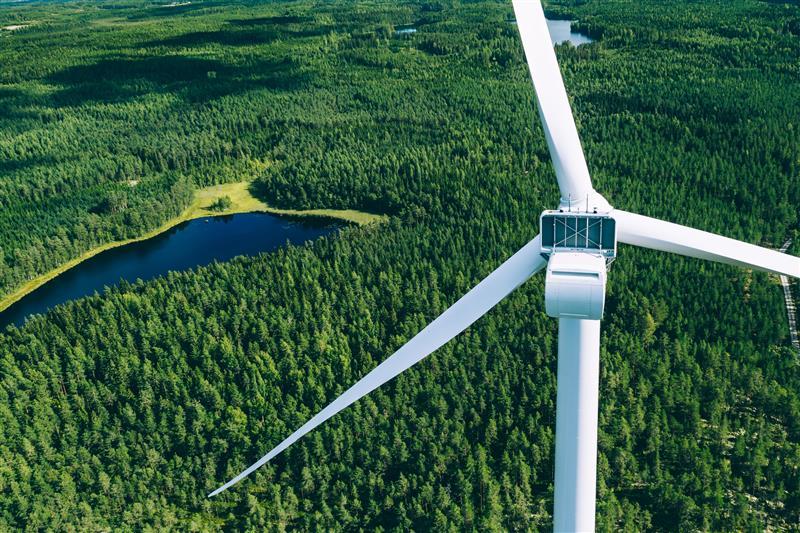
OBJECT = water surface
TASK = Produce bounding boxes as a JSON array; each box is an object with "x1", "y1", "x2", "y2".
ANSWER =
[
  {"x1": 0, "y1": 213, "x2": 337, "y2": 329},
  {"x1": 509, "y1": 18, "x2": 594, "y2": 47},
  {"x1": 545, "y1": 18, "x2": 594, "y2": 46}
]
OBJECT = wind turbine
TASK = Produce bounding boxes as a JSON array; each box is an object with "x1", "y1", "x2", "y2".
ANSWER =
[{"x1": 209, "y1": 1, "x2": 800, "y2": 530}]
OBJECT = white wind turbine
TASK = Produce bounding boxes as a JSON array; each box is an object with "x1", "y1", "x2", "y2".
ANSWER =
[{"x1": 210, "y1": 1, "x2": 800, "y2": 530}]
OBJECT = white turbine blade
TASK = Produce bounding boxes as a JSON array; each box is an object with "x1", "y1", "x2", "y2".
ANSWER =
[
  {"x1": 614, "y1": 210, "x2": 800, "y2": 278},
  {"x1": 209, "y1": 236, "x2": 546, "y2": 497},
  {"x1": 512, "y1": 0, "x2": 594, "y2": 206}
]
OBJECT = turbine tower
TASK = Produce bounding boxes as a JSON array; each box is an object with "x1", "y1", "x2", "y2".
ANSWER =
[{"x1": 210, "y1": 1, "x2": 800, "y2": 530}]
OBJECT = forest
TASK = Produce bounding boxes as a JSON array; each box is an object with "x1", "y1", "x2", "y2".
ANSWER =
[{"x1": 0, "y1": 0, "x2": 799, "y2": 530}]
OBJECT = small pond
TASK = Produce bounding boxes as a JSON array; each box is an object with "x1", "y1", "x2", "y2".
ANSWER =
[{"x1": 545, "y1": 18, "x2": 594, "y2": 46}]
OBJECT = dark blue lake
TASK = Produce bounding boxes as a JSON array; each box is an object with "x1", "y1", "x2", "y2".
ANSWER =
[{"x1": 0, "y1": 212, "x2": 338, "y2": 329}]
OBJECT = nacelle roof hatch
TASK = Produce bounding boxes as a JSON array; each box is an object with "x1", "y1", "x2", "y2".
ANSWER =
[{"x1": 540, "y1": 211, "x2": 617, "y2": 259}]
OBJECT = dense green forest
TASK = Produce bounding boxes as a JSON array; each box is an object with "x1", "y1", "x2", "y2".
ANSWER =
[{"x1": 1, "y1": 0, "x2": 799, "y2": 530}]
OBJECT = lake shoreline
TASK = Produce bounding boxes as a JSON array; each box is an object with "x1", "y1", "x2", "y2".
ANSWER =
[{"x1": 0, "y1": 181, "x2": 386, "y2": 315}]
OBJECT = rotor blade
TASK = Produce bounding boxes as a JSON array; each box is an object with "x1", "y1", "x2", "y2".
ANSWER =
[
  {"x1": 614, "y1": 210, "x2": 800, "y2": 278},
  {"x1": 512, "y1": 0, "x2": 594, "y2": 206},
  {"x1": 209, "y1": 235, "x2": 546, "y2": 497}
]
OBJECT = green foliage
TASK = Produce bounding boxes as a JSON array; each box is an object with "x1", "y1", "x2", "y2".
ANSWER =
[
  {"x1": 0, "y1": 0, "x2": 798, "y2": 530},
  {"x1": 209, "y1": 195, "x2": 233, "y2": 212}
]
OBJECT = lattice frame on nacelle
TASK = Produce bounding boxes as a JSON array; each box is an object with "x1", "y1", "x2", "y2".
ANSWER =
[{"x1": 539, "y1": 211, "x2": 617, "y2": 259}]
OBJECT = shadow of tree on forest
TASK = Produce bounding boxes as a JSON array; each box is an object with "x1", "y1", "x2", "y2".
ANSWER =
[{"x1": 47, "y1": 54, "x2": 312, "y2": 107}]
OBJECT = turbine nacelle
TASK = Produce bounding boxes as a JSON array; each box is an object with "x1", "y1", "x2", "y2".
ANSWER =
[
  {"x1": 544, "y1": 253, "x2": 606, "y2": 320},
  {"x1": 540, "y1": 210, "x2": 617, "y2": 321}
]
